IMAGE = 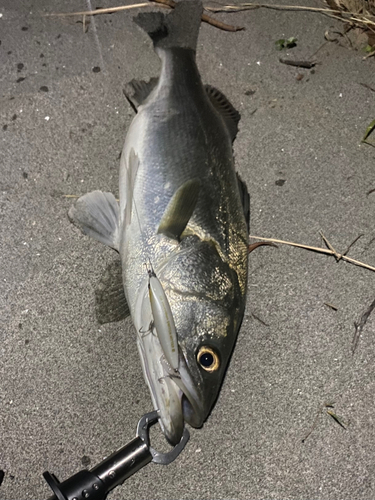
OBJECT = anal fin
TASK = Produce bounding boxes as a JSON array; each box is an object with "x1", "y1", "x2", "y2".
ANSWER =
[
  {"x1": 95, "y1": 260, "x2": 130, "y2": 324},
  {"x1": 68, "y1": 191, "x2": 120, "y2": 251}
]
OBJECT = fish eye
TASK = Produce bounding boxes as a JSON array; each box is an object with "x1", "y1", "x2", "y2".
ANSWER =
[{"x1": 197, "y1": 346, "x2": 220, "y2": 372}]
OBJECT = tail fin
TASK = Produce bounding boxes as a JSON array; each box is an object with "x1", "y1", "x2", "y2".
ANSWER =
[{"x1": 134, "y1": 0, "x2": 203, "y2": 52}]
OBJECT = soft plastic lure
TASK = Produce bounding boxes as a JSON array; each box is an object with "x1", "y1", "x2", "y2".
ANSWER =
[{"x1": 148, "y1": 268, "x2": 179, "y2": 371}]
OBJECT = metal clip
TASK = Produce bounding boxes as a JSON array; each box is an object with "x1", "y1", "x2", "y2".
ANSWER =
[{"x1": 137, "y1": 411, "x2": 190, "y2": 465}]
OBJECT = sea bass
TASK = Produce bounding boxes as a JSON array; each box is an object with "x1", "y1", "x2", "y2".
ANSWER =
[{"x1": 69, "y1": 0, "x2": 249, "y2": 445}]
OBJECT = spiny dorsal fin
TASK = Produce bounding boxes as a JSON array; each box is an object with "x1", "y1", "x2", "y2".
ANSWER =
[
  {"x1": 205, "y1": 84, "x2": 240, "y2": 142},
  {"x1": 68, "y1": 191, "x2": 120, "y2": 251},
  {"x1": 95, "y1": 259, "x2": 130, "y2": 324},
  {"x1": 123, "y1": 77, "x2": 158, "y2": 112},
  {"x1": 157, "y1": 179, "x2": 201, "y2": 240}
]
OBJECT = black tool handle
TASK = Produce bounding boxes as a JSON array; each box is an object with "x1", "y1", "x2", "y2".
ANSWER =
[{"x1": 45, "y1": 436, "x2": 152, "y2": 500}]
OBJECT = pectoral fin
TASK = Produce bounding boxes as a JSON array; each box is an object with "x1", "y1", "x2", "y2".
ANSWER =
[
  {"x1": 95, "y1": 259, "x2": 130, "y2": 324},
  {"x1": 68, "y1": 191, "x2": 120, "y2": 251},
  {"x1": 157, "y1": 179, "x2": 201, "y2": 240}
]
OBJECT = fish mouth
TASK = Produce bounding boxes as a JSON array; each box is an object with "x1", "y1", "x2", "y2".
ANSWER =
[
  {"x1": 134, "y1": 279, "x2": 205, "y2": 445},
  {"x1": 138, "y1": 332, "x2": 204, "y2": 445}
]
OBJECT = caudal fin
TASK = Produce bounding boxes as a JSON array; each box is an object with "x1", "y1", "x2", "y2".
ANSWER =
[{"x1": 134, "y1": 0, "x2": 203, "y2": 52}]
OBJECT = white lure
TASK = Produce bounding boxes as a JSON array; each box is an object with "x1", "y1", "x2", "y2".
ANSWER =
[{"x1": 148, "y1": 269, "x2": 179, "y2": 371}]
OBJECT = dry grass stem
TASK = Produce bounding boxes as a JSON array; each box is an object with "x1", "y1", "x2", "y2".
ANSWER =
[
  {"x1": 44, "y1": 3, "x2": 164, "y2": 17},
  {"x1": 44, "y1": 0, "x2": 244, "y2": 32},
  {"x1": 205, "y1": 2, "x2": 375, "y2": 29},
  {"x1": 249, "y1": 235, "x2": 375, "y2": 272},
  {"x1": 352, "y1": 297, "x2": 375, "y2": 354}
]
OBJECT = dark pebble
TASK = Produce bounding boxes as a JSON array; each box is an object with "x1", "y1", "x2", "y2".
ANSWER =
[
  {"x1": 40, "y1": 53, "x2": 44, "y2": 58},
  {"x1": 275, "y1": 179, "x2": 286, "y2": 186},
  {"x1": 8, "y1": 51, "x2": 12, "y2": 55},
  {"x1": 23, "y1": 172, "x2": 28, "y2": 179},
  {"x1": 40, "y1": 86, "x2": 49, "y2": 92},
  {"x1": 92, "y1": 66, "x2": 101, "y2": 73},
  {"x1": 12, "y1": 114, "x2": 17, "y2": 121},
  {"x1": 81, "y1": 455, "x2": 91, "y2": 467},
  {"x1": 21, "y1": 26, "x2": 28, "y2": 31},
  {"x1": 245, "y1": 89, "x2": 256, "y2": 96},
  {"x1": 25, "y1": 339, "x2": 30, "y2": 345},
  {"x1": 16, "y1": 77, "x2": 25, "y2": 83},
  {"x1": 3, "y1": 124, "x2": 8, "y2": 131},
  {"x1": 0, "y1": 471, "x2": 4, "y2": 487},
  {"x1": 17, "y1": 63, "x2": 24, "y2": 71}
]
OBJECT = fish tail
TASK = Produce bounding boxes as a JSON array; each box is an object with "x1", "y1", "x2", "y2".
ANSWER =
[{"x1": 134, "y1": 0, "x2": 203, "y2": 52}]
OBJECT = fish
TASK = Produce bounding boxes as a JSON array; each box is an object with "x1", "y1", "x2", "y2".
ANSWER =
[{"x1": 68, "y1": 0, "x2": 249, "y2": 446}]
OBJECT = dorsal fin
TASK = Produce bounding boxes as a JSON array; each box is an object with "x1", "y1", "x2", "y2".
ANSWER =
[
  {"x1": 205, "y1": 84, "x2": 240, "y2": 142},
  {"x1": 157, "y1": 179, "x2": 201, "y2": 240},
  {"x1": 123, "y1": 78, "x2": 158, "y2": 112}
]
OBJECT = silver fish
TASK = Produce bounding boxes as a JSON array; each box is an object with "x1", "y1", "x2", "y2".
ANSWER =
[{"x1": 69, "y1": 0, "x2": 249, "y2": 445}]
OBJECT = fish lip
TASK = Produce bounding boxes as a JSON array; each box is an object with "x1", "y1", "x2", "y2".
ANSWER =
[
  {"x1": 138, "y1": 333, "x2": 204, "y2": 444},
  {"x1": 148, "y1": 351, "x2": 205, "y2": 445}
]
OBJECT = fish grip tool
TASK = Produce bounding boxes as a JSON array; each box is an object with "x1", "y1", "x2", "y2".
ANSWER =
[{"x1": 43, "y1": 411, "x2": 190, "y2": 500}]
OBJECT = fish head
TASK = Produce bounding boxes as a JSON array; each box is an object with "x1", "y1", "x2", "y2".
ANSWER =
[{"x1": 135, "y1": 236, "x2": 246, "y2": 445}]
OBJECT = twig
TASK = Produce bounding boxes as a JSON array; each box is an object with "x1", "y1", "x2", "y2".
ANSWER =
[
  {"x1": 248, "y1": 241, "x2": 277, "y2": 253},
  {"x1": 363, "y1": 49, "x2": 375, "y2": 60},
  {"x1": 251, "y1": 312, "x2": 269, "y2": 326},
  {"x1": 154, "y1": 0, "x2": 244, "y2": 30},
  {"x1": 205, "y1": 3, "x2": 375, "y2": 28},
  {"x1": 44, "y1": 3, "x2": 162, "y2": 16},
  {"x1": 325, "y1": 302, "x2": 338, "y2": 311},
  {"x1": 249, "y1": 235, "x2": 375, "y2": 272},
  {"x1": 279, "y1": 58, "x2": 316, "y2": 69},
  {"x1": 342, "y1": 234, "x2": 363, "y2": 257},
  {"x1": 360, "y1": 83, "x2": 375, "y2": 92},
  {"x1": 320, "y1": 230, "x2": 342, "y2": 261},
  {"x1": 45, "y1": 0, "x2": 244, "y2": 32},
  {"x1": 302, "y1": 402, "x2": 335, "y2": 443},
  {"x1": 327, "y1": 410, "x2": 348, "y2": 429},
  {"x1": 352, "y1": 297, "x2": 375, "y2": 354},
  {"x1": 308, "y1": 41, "x2": 329, "y2": 60}
]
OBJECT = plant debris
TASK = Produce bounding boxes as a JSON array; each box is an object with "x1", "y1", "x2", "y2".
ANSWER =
[
  {"x1": 275, "y1": 37, "x2": 298, "y2": 50},
  {"x1": 327, "y1": 409, "x2": 349, "y2": 429},
  {"x1": 362, "y1": 119, "x2": 375, "y2": 145},
  {"x1": 251, "y1": 312, "x2": 269, "y2": 326},
  {"x1": 302, "y1": 402, "x2": 348, "y2": 442},
  {"x1": 248, "y1": 241, "x2": 278, "y2": 253},
  {"x1": 279, "y1": 58, "x2": 316, "y2": 68},
  {"x1": 45, "y1": 0, "x2": 245, "y2": 32},
  {"x1": 360, "y1": 83, "x2": 375, "y2": 92},
  {"x1": 352, "y1": 297, "x2": 375, "y2": 354},
  {"x1": 249, "y1": 232, "x2": 375, "y2": 272},
  {"x1": 324, "y1": 302, "x2": 338, "y2": 310}
]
